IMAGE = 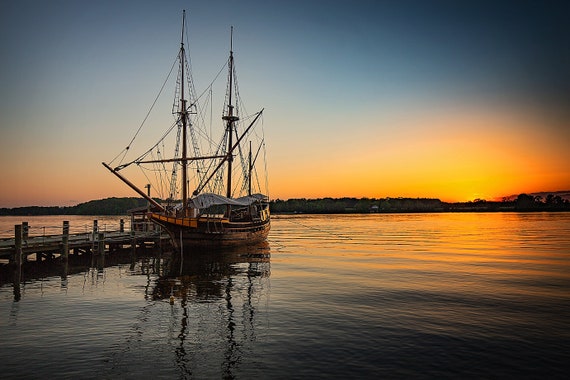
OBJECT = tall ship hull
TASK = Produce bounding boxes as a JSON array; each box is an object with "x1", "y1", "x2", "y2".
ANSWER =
[
  {"x1": 103, "y1": 11, "x2": 270, "y2": 249},
  {"x1": 150, "y1": 193, "x2": 270, "y2": 248},
  {"x1": 150, "y1": 214, "x2": 270, "y2": 248}
]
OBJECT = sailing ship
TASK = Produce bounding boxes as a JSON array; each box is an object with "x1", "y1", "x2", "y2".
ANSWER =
[{"x1": 103, "y1": 11, "x2": 270, "y2": 248}]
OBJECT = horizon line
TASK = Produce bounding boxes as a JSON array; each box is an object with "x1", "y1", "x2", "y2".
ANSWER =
[{"x1": 2, "y1": 189, "x2": 569, "y2": 209}]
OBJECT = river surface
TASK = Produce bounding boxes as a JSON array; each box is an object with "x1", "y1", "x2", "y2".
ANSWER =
[{"x1": 1, "y1": 213, "x2": 569, "y2": 379}]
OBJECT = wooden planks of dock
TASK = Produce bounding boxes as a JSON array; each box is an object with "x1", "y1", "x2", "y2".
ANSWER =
[{"x1": 0, "y1": 219, "x2": 171, "y2": 263}]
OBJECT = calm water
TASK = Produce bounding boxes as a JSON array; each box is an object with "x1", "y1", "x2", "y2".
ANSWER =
[{"x1": 1, "y1": 213, "x2": 569, "y2": 379}]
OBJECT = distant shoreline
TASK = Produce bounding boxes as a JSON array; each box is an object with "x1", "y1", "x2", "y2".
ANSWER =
[
  {"x1": 1, "y1": 192, "x2": 569, "y2": 216},
  {"x1": 269, "y1": 195, "x2": 570, "y2": 214}
]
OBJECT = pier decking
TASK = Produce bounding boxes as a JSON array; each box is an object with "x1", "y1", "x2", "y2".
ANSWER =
[{"x1": 0, "y1": 219, "x2": 171, "y2": 264}]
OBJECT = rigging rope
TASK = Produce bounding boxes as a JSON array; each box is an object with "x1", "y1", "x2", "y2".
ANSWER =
[
  {"x1": 109, "y1": 54, "x2": 179, "y2": 167},
  {"x1": 108, "y1": 55, "x2": 227, "y2": 169}
]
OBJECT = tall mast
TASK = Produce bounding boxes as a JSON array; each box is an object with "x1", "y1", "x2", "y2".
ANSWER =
[
  {"x1": 180, "y1": 10, "x2": 189, "y2": 212},
  {"x1": 248, "y1": 141, "x2": 252, "y2": 196},
  {"x1": 222, "y1": 26, "x2": 239, "y2": 199}
]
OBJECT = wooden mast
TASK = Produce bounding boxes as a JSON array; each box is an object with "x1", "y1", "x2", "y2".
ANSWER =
[
  {"x1": 194, "y1": 109, "x2": 263, "y2": 196},
  {"x1": 222, "y1": 26, "x2": 239, "y2": 199},
  {"x1": 248, "y1": 141, "x2": 252, "y2": 196},
  {"x1": 180, "y1": 10, "x2": 189, "y2": 215},
  {"x1": 248, "y1": 140, "x2": 264, "y2": 196}
]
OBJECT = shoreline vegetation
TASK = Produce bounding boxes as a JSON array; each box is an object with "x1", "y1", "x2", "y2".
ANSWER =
[{"x1": 1, "y1": 192, "x2": 569, "y2": 216}]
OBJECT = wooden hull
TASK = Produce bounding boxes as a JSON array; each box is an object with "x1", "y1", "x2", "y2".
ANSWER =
[{"x1": 149, "y1": 213, "x2": 270, "y2": 249}]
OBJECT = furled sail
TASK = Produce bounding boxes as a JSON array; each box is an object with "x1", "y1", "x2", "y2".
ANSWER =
[{"x1": 188, "y1": 193, "x2": 268, "y2": 209}]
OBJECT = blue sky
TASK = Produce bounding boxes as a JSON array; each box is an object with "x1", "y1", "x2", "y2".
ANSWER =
[{"x1": 1, "y1": 0, "x2": 569, "y2": 206}]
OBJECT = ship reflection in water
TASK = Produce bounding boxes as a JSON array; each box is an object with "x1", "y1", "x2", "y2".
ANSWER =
[
  {"x1": 154, "y1": 242, "x2": 270, "y2": 302},
  {"x1": 129, "y1": 242, "x2": 271, "y2": 379}
]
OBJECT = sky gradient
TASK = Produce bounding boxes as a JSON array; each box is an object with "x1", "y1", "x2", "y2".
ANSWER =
[{"x1": 1, "y1": 0, "x2": 569, "y2": 207}]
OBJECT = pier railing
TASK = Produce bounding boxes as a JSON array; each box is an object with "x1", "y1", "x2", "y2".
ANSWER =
[{"x1": 0, "y1": 219, "x2": 170, "y2": 264}]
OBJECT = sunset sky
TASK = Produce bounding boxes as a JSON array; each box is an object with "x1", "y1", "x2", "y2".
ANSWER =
[{"x1": 1, "y1": 0, "x2": 569, "y2": 207}]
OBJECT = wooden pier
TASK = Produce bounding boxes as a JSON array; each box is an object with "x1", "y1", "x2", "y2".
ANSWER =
[{"x1": 0, "y1": 219, "x2": 172, "y2": 264}]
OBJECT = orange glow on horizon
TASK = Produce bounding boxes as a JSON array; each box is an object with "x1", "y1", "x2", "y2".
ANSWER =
[
  {"x1": 268, "y1": 104, "x2": 569, "y2": 203},
  {"x1": 1, "y1": 101, "x2": 568, "y2": 207}
]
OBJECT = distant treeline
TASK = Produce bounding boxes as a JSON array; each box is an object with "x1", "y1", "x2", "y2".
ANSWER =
[
  {"x1": 0, "y1": 197, "x2": 149, "y2": 216},
  {"x1": 1, "y1": 193, "x2": 569, "y2": 216},
  {"x1": 270, "y1": 193, "x2": 570, "y2": 214}
]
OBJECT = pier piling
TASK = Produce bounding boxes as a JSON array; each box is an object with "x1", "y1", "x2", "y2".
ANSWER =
[
  {"x1": 14, "y1": 225, "x2": 22, "y2": 267},
  {"x1": 61, "y1": 221, "x2": 69, "y2": 277},
  {"x1": 61, "y1": 221, "x2": 69, "y2": 259},
  {"x1": 13, "y1": 224, "x2": 23, "y2": 301},
  {"x1": 22, "y1": 222, "x2": 29, "y2": 262},
  {"x1": 22, "y1": 222, "x2": 29, "y2": 241},
  {"x1": 97, "y1": 232, "x2": 105, "y2": 269}
]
